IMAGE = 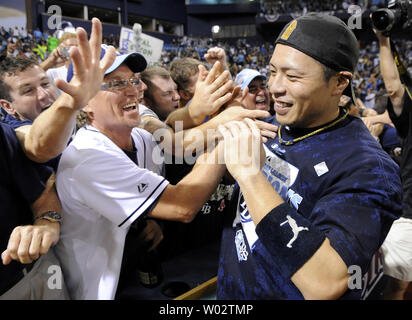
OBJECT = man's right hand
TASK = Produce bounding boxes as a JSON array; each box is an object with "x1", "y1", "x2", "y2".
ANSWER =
[
  {"x1": 370, "y1": 16, "x2": 390, "y2": 44},
  {"x1": 211, "y1": 107, "x2": 276, "y2": 143},
  {"x1": 188, "y1": 61, "x2": 234, "y2": 124},
  {"x1": 55, "y1": 18, "x2": 116, "y2": 110}
]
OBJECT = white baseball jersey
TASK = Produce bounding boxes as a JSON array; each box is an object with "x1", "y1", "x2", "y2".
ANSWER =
[
  {"x1": 139, "y1": 103, "x2": 159, "y2": 120},
  {"x1": 55, "y1": 125, "x2": 169, "y2": 300}
]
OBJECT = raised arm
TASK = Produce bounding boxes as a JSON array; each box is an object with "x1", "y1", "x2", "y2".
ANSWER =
[
  {"x1": 39, "y1": 44, "x2": 67, "y2": 72},
  {"x1": 165, "y1": 61, "x2": 234, "y2": 130},
  {"x1": 141, "y1": 107, "x2": 274, "y2": 160},
  {"x1": 204, "y1": 46, "x2": 230, "y2": 75},
  {"x1": 375, "y1": 30, "x2": 405, "y2": 116}
]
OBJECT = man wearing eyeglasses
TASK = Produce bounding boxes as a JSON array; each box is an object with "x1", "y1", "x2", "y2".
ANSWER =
[{"x1": 54, "y1": 37, "x2": 230, "y2": 299}]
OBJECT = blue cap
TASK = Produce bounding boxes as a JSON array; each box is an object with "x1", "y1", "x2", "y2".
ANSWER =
[
  {"x1": 67, "y1": 44, "x2": 147, "y2": 82},
  {"x1": 234, "y1": 68, "x2": 266, "y2": 91}
]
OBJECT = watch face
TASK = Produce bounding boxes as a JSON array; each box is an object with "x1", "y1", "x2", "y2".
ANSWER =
[
  {"x1": 44, "y1": 211, "x2": 62, "y2": 221},
  {"x1": 49, "y1": 212, "x2": 61, "y2": 219}
]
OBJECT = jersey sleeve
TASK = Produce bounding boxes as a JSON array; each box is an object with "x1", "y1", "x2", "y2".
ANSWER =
[
  {"x1": 1, "y1": 123, "x2": 52, "y2": 205},
  {"x1": 310, "y1": 157, "x2": 402, "y2": 274},
  {"x1": 71, "y1": 146, "x2": 169, "y2": 229}
]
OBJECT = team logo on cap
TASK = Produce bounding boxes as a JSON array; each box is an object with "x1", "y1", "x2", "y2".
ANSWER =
[{"x1": 281, "y1": 20, "x2": 297, "y2": 40}]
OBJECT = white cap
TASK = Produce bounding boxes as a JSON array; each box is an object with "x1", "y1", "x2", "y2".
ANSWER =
[{"x1": 234, "y1": 68, "x2": 266, "y2": 91}]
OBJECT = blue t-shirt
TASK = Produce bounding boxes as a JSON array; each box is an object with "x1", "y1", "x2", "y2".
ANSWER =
[
  {"x1": 0, "y1": 123, "x2": 52, "y2": 295},
  {"x1": 1, "y1": 112, "x2": 32, "y2": 129},
  {"x1": 380, "y1": 124, "x2": 401, "y2": 151},
  {"x1": 0, "y1": 112, "x2": 61, "y2": 171},
  {"x1": 218, "y1": 110, "x2": 402, "y2": 300}
]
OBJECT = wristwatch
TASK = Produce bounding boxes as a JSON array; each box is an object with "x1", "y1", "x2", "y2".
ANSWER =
[{"x1": 34, "y1": 211, "x2": 62, "y2": 224}]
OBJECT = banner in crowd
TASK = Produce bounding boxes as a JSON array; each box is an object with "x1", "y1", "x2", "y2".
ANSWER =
[{"x1": 119, "y1": 27, "x2": 163, "y2": 66}]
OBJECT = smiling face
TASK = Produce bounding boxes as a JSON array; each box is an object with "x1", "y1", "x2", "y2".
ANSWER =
[
  {"x1": 147, "y1": 75, "x2": 180, "y2": 120},
  {"x1": 85, "y1": 64, "x2": 145, "y2": 135},
  {"x1": 244, "y1": 77, "x2": 270, "y2": 111},
  {"x1": 1, "y1": 65, "x2": 58, "y2": 121},
  {"x1": 268, "y1": 44, "x2": 340, "y2": 128}
]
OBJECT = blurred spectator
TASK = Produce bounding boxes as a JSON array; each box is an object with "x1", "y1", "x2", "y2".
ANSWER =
[
  {"x1": 141, "y1": 66, "x2": 180, "y2": 121},
  {"x1": 234, "y1": 68, "x2": 270, "y2": 112},
  {"x1": 169, "y1": 57, "x2": 202, "y2": 108},
  {"x1": 41, "y1": 33, "x2": 78, "y2": 95},
  {"x1": 364, "y1": 88, "x2": 376, "y2": 109}
]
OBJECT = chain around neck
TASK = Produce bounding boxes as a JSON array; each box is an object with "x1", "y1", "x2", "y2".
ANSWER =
[{"x1": 278, "y1": 108, "x2": 350, "y2": 146}]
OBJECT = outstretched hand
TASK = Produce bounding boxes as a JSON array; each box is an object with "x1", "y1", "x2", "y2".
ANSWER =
[
  {"x1": 55, "y1": 18, "x2": 116, "y2": 109},
  {"x1": 218, "y1": 118, "x2": 265, "y2": 180},
  {"x1": 188, "y1": 61, "x2": 234, "y2": 124}
]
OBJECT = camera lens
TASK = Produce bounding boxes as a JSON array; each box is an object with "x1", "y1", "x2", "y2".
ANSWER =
[
  {"x1": 371, "y1": 9, "x2": 396, "y2": 32},
  {"x1": 372, "y1": 11, "x2": 390, "y2": 30}
]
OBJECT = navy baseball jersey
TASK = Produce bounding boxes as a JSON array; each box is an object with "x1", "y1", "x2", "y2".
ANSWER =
[
  {"x1": 0, "y1": 113, "x2": 61, "y2": 171},
  {"x1": 0, "y1": 123, "x2": 52, "y2": 295},
  {"x1": 217, "y1": 109, "x2": 402, "y2": 300}
]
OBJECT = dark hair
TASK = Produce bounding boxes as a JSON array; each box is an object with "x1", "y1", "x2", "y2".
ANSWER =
[
  {"x1": 169, "y1": 58, "x2": 202, "y2": 91},
  {"x1": 0, "y1": 56, "x2": 39, "y2": 101},
  {"x1": 141, "y1": 66, "x2": 172, "y2": 102}
]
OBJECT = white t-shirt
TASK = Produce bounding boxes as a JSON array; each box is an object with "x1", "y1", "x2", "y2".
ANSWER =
[
  {"x1": 55, "y1": 125, "x2": 169, "y2": 300},
  {"x1": 139, "y1": 104, "x2": 159, "y2": 120}
]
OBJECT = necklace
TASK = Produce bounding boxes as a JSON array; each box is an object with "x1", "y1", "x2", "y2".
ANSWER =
[{"x1": 278, "y1": 108, "x2": 349, "y2": 146}]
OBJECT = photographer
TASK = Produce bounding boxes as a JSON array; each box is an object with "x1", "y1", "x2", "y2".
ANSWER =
[
  {"x1": 374, "y1": 29, "x2": 412, "y2": 300},
  {"x1": 40, "y1": 33, "x2": 78, "y2": 95}
]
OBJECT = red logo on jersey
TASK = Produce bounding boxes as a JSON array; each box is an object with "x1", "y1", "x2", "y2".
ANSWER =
[{"x1": 218, "y1": 199, "x2": 226, "y2": 212}]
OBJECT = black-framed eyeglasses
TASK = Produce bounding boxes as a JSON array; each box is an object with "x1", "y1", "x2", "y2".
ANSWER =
[{"x1": 101, "y1": 77, "x2": 141, "y2": 91}]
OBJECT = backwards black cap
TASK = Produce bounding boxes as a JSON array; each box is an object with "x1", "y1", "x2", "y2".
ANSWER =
[{"x1": 276, "y1": 13, "x2": 360, "y2": 101}]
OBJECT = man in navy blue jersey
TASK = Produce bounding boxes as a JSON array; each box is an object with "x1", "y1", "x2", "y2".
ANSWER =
[
  {"x1": 217, "y1": 13, "x2": 402, "y2": 300},
  {"x1": 0, "y1": 122, "x2": 68, "y2": 299}
]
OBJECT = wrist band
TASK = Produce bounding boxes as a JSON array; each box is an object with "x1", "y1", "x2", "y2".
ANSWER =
[{"x1": 255, "y1": 203, "x2": 325, "y2": 278}]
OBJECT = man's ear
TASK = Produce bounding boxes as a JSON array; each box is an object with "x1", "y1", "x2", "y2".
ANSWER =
[
  {"x1": 82, "y1": 104, "x2": 94, "y2": 120},
  {"x1": 0, "y1": 99, "x2": 16, "y2": 116},
  {"x1": 332, "y1": 71, "x2": 352, "y2": 96}
]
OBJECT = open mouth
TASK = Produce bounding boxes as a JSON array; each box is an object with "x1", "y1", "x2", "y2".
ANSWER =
[
  {"x1": 41, "y1": 103, "x2": 52, "y2": 113},
  {"x1": 122, "y1": 102, "x2": 137, "y2": 112},
  {"x1": 255, "y1": 98, "x2": 267, "y2": 105}
]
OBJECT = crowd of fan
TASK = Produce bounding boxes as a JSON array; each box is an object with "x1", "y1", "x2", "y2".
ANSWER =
[
  {"x1": 1, "y1": 13, "x2": 411, "y2": 301},
  {"x1": 260, "y1": 0, "x2": 387, "y2": 16},
  {"x1": 162, "y1": 34, "x2": 412, "y2": 113},
  {"x1": 2, "y1": 23, "x2": 411, "y2": 113}
]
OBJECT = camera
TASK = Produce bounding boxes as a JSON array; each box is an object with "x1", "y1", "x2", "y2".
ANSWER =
[
  {"x1": 60, "y1": 47, "x2": 70, "y2": 59},
  {"x1": 371, "y1": 0, "x2": 412, "y2": 35}
]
